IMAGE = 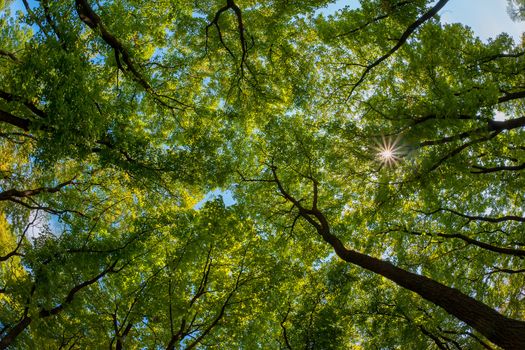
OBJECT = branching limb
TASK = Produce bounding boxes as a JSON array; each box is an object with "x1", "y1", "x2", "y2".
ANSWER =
[
  {"x1": 488, "y1": 116, "x2": 525, "y2": 132},
  {"x1": 471, "y1": 163, "x2": 525, "y2": 174},
  {"x1": 0, "y1": 259, "x2": 120, "y2": 349},
  {"x1": 75, "y1": 0, "x2": 150, "y2": 90},
  {"x1": 333, "y1": 1, "x2": 413, "y2": 39},
  {"x1": 0, "y1": 49, "x2": 20, "y2": 63},
  {"x1": 419, "y1": 325, "x2": 448, "y2": 350},
  {"x1": 346, "y1": 0, "x2": 449, "y2": 99},
  {"x1": 241, "y1": 165, "x2": 525, "y2": 349},
  {"x1": 115, "y1": 321, "x2": 133, "y2": 350},
  {"x1": 183, "y1": 259, "x2": 245, "y2": 350},
  {"x1": 474, "y1": 50, "x2": 525, "y2": 66},
  {"x1": 421, "y1": 208, "x2": 525, "y2": 223},
  {"x1": 0, "y1": 178, "x2": 77, "y2": 202},
  {"x1": 189, "y1": 245, "x2": 213, "y2": 307},
  {"x1": 0, "y1": 90, "x2": 47, "y2": 119},
  {"x1": 425, "y1": 131, "x2": 500, "y2": 173},
  {"x1": 398, "y1": 227, "x2": 525, "y2": 257},
  {"x1": 75, "y1": 0, "x2": 188, "y2": 109},
  {"x1": 280, "y1": 305, "x2": 293, "y2": 350},
  {"x1": 41, "y1": 0, "x2": 66, "y2": 48},
  {"x1": 39, "y1": 259, "x2": 120, "y2": 317},
  {"x1": 486, "y1": 267, "x2": 525, "y2": 275},
  {"x1": 6, "y1": 197, "x2": 86, "y2": 217},
  {"x1": 206, "y1": 4, "x2": 235, "y2": 58},
  {"x1": 0, "y1": 213, "x2": 39, "y2": 262},
  {"x1": 205, "y1": 0, "x2": 249, "y2": 71},
  {"x1": 284, "y1": 213, "x2": 302, "y2": 238},
  {"x1": 498, "y1": 91, "x2": 525, "y2": 104},
  {"x1": 418, "y1": 127, "x2": 486, "y2": 147},
  {"x1": 166, "y1": 318, "x2": 187, "y2": 350},
  {"x1": 22, "y1": 0, "x2": 51, "y2": 39},
  {"x1": 0, "y1": 109, "x2": 31, "y2": 131}
]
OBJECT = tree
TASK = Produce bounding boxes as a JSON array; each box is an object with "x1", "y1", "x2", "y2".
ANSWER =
[
  {"x1": 508, "y1": 0, "x2": 525, "y2": 21},
  {"x1": 0, "y1": 0, "x2": 524, "y2": 349}
]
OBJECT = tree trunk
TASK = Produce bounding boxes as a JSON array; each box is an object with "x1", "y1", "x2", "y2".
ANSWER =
[{"x1": 321, "y1": 228, "x2": 525, "y2": 349}]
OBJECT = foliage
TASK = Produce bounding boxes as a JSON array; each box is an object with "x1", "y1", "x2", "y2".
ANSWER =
[
  {"x1": 0, "y1": 0, "x2": 524, "y2": 349},
  {"x1": 508, "y1": 0, "x2": 525, "y2": 21}
]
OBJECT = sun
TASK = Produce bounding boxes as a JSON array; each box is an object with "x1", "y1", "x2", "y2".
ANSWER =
[
  {"x1": 374, "y1": 136, "x2": 402, "y2": 166},
  {"x1": 379, "y1": 148, "x2": 394, "y2": 160}
]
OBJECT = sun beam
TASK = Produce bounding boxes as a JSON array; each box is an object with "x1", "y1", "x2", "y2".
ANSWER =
[{"x1": 374, "y1": 136, "x2": 402, "y2": 166}]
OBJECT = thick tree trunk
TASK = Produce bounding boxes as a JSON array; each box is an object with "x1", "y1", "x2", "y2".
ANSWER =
[
  {"x1": 321, "y1": 228, "x2": 525, "y2": 349},
  {"x1": 269, "y1": 167, "x2": 525, "y2": 349}
]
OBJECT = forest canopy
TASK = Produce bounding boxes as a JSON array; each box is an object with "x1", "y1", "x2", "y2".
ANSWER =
[{"x1": 0, "y1": 0, "x2": 524, "y2": 349}]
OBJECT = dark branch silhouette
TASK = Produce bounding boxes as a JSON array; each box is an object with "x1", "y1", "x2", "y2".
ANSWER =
[
  {"x1": 74, "y1": 0, "x2": 188, "y2": 109},
  {"x1": 394, "y1": 227, "x2": 525, "y2": 257},
  {"x1": 0, "y1": 178, "x2": 76, "y2": 203},
  {"x1": 471, "y1": 162, "x2": 525, "y2": 174},
  {"x1": 421, "y1": 208, "x2": 525, "y2": 223},
  {"x1": 333, "y1": 1, "x2": 413, "y2": 39},
  {"x1": 205, "y1": 0, "x2": 249, "y2": 71},
  {"x1": 0, "y1": 49, "x2": 20, "y2": 63},
  {"x1": 240, "y1": 166, "x2": 525, "y2": 349},
  {"x1": 346, "y1": 0, "x2": 449, "y2": 99},
  {"x1": 0, "y1": 259, "x2": 120, "y2": 349}
]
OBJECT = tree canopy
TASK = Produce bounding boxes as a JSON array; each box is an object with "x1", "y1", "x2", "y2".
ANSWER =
[{"x1": 0, "y1": 0, "x2": 524, "y2": 349}]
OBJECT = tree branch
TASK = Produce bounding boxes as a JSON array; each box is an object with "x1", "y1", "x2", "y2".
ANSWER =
[
  {"x1": 0, "y1": 259, "x2": 120, "y2": 349},
  {"x1": 419, "y1": 326, "x2": 447, "y2": 350},
  {"x1": 280, "y1": 305, "x2": 293, "y2": 350},
  {"x1": 423, "y1": 207, "x2": 525, "y2": 223},
  {"x1": 471, "y1": 162, "x2": 525, "y2": 174},
  {"x1": 346, "y1": 0, "x2": 449, "y2": 99},
  {"x1": 256, "y1": 167, "x2": 525, "y2": 349},
  {"x1": 333, "y1": 1, "x2": 413, "y2": 39},
  {"x1": 74, "y1": 0, "x2": 188, "y2": 109},
  {"x1": 205, "y1": 0, "x2": 248, "y2": 70},
  {"x1": 498, "y1": 91, "x2": 525, "y2": 104},
  {"x1": 75, "y1": 0, "x2": 150, "y2": 89},
  {"x1": 0, "y1": 178, "x2": 76, "y2": 202},
  {"x1": 488, "y1": 116, "x2": 525, "y2": 132},
  {"x1": 0, "y1": 49, "x2": 20, "y2": 63},
  {"x1": 183, "y1": 250, "x2": 250, "y2": 350},
  {"x1": 0, "y1": 109, "x2": 30, "y2": 131},
  {"x1": 0, "y1": 89, "x2": 47, "y2": 119},
  {"x1": 400, "y1": 228, "x2": 525, "y2": 257}
]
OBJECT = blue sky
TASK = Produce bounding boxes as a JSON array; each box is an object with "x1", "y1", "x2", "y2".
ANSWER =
[
  {"x1": 439, "y1": 0, "x2": 523, "y2": 41},
  {"x1": 321, "y1": 0, "x2": 523, "y2": 42}
]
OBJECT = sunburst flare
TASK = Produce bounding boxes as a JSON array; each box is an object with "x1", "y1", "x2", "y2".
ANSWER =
[{"x1": 374, "y1": 136, "x2": 403, "y2": 166}]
